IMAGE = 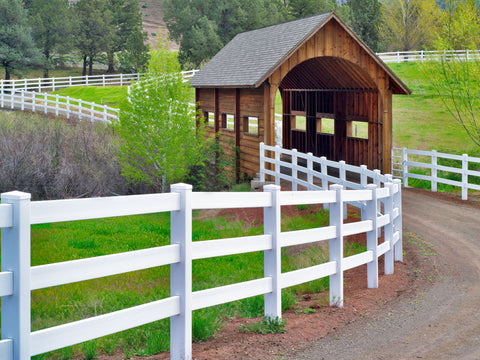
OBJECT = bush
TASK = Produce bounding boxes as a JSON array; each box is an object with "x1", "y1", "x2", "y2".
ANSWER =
[{"x1": 0, "y1": 111, "x2": 131, "y2": 199}]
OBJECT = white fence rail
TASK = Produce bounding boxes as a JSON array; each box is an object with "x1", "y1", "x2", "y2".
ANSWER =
[
  {"x1": 0, "y1": 90, "x2": 118, "y2": 123},
  {"x1": 0, "y1": 71, "x2": 198, "y2": 93},
  {"x1": 392, "y1": 147, "x2": 480, "y2": 200},
  {"x1": 377, "y1": 49, "x2": 480, "y2": 63},
  {"x1": 0, "y1": 147, "x2": 402, "y2": 360}
]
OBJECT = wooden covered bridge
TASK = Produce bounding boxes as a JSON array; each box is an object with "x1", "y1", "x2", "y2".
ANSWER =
[{"x1": 191, "y1": 11, "x2": 410, "y2": 178}]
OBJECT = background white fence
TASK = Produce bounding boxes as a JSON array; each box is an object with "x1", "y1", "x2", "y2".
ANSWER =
[
  {"x1": 392, "y1": 147, "x2": 480, "y2": 200},
  {"x1": 377, "y1": 49, "x2": 480, "y2": 63},
  {"x1": 0, "y1": 90, "x2": 118, "y2": 123},
  {"x1": 0, "y1": 146, "x2": 402, "y2": 360}
]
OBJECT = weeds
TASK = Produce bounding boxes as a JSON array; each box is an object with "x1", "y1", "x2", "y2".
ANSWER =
[{"x1": 238, "y1": 316, "x2": 287, "y2": 335}]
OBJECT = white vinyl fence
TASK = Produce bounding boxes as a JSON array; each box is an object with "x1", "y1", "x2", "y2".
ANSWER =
[
  {"x1": 0, "y1": 90, "x2": 118, "y2": 123},
  {"x1": 0, "y1": 71, "x2": 198, "y2": 93},
  {"x1": 377, "y1": 49, "x2": 480, "y2": 63},
  {"x1": 0, "y1": 147, "x2": 402, "y2": 360},
  {"x1": 392, "y1": 147, "x2": 480, "y2": 200}
]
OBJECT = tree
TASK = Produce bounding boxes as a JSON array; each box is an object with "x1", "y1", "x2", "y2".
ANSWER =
[
  {"x1": 381, "y1": 0, "x2": 441, "y2": 51},
  {"x1": 348, "y1": 0, "x2": 382, "y2": 52},
  {"x1": 0, "y1": 0, "x2": 42, "y2": 80},
  {"x1": 435, "y1": 0, "x2": 480, "y2": 50},
  {"x1": 426, "y1": 57, "x2": 480, "y2": 148},
  {"x1": 288, "y1": 0, "x2": 351, "y2": 23},
  {"x1": 115, "y1": 41, "x2": 207, "y2": 192},
  {"x1": 73, "y1": 0, "x2": 113, "y2": 76},
  {"x1": 105, "y1": 0, "x2": 148, "y2": 73},
  {"x1": 163, "y1": 0, "x2": 287, "y2": 68},
  {"x1": 24, "y1": 0, "x2": 72, "y2": 78}
]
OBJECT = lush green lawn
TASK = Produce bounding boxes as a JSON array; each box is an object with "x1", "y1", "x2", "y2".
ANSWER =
[
  {"x1": 51, "y1": 86, "x2": 129, "y2": 107},
  {"x1": 2, "y1": 201, "x2": 364, "y2": 359}
]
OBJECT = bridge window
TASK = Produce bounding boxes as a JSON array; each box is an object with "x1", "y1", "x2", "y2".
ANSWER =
[
  {"x1": 205, "y1": 112, "x2": 215, "y2": 127},
  {"x1": 291, "y1": 115, "x2": 306, "y2": 131},
  {"x1": 221, "y1": 113, "x2": 234, "y2": 130},
  {"x1": 243, "y1": 116, "x2": 258, "y2": 135},
  {"x1": 348, "y1": 121, "x2": 368, "y2": 139},
  {"x1": 318, "y1": 118, "x2": 334, "y2": 134}
]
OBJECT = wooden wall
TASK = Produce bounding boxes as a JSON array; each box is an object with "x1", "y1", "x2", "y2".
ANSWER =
[
  {"x1": 268, "y1": 17, "x2": 393, "y2": 173},
  {"x1": 196, "y1": 87, "x2": 265, "y2": 178}
]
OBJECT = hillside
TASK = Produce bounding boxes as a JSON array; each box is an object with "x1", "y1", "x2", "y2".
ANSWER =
[{"x1": 137, "y1": 0, "x2": 178, "y2": 49}]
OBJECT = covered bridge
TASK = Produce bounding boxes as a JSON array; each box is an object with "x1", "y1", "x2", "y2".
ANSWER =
[{"x1": 191, "y1": 11, "x2": 410, "y2": 178}]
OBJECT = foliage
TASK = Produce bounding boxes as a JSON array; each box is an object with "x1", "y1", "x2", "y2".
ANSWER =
[
  {"x1": 106, "y1": 0, "x2": 148, "y2": 73},
  {"x1": 115, "y1": 44, "x2": 207, "y2": 192},
  {"x1": 0, "y1": 112, "x2": 128, "y2": 200},
  {"x1": 381, "y1": 0, "x2": 441, "y2": 52},
  {"x1": 25, "y1": 0, "x2": 72, "y2": 78},
  {"x1": 238, "y1": 316, "x2": 287, "y2": 334},
  {"x1": 424, "y1": 57, "x2": 480, "y2": 148},
  {"x1": 163, "y1": 0, "x2": 287, "y2": 68},
  {"x1": 347, "y1": 0, "x2": 382, "y2": 52},
  {"x1": 288, "y1": 0, "x2": 352, "y2": 24},
  {"x1": 73, "y1": 0, "x2": 113, "y2": 76},
  {"x1": 0, "y1": 0, "x2": 42, "y2": 80},
  {"x1": 435, "y1": 0, "x2": 480, "y2": 50}
]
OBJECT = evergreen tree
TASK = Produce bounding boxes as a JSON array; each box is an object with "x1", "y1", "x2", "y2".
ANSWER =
[
  {"x1": 106, "y1": 0, "x2": 148, "y2": 73},
  {"x1": 0, "y1": 0, "x2": 42, "y2": 80},
  {"x1": 348, "y1": 0, "x2": 382, "y2": 52},
  {"x1": 288, "y1": 0, "x2": 352, "y2": 24},
  {"x1": 73, "y1": 0, "x2": 113, "y2": 76},
  {"x1": 164, "y1": 0, "x2": 287, "y2": 68}
]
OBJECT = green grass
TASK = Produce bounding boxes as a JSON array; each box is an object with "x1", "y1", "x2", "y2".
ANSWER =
[
  {"x1": 51, "y1": 86, "x2": 129, "y2": 107},
  {"x1": 1, "y1": 202, "x2": 364, "y2": 358}
]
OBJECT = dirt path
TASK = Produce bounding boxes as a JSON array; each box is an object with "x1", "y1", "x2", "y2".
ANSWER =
[{"x1": 289, "y1": 187, "x2": 480, "y2": 360}]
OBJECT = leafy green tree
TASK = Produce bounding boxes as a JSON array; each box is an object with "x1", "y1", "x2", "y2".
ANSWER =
[
  {"x1": 348, "y1": 0, "x2": 382, "y2": 52},
  {"x1": 426, "y1": 57, "x2": 480, "y2": 147},
  {"x1": 73, "y1": 0, "x2": 113, "y2": 76},
  {"x1": 381, "y1": 0, "x2": 441, "y2": 51},
  {"x1": 0, "y1": 0, "x2": 42, "y2": 80},
  {"x1": 24, "y1": 0, "x2": 72, "y2": 78},
  {"x1": 164, "y1": 0, "x2": 287, "y2": 68},
  {"x1": 106, "y1": 0, "x2": 148, "y2": 73},
  {"x1": 435, "y1": 0, "x2": 480, "y2": 50},
  {"x1": 115, "y1": 41, "x2": 207, "y2": 192}
]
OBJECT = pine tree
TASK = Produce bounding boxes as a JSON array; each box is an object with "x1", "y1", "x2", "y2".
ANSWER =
[
  {"x1": 348, "y1": 0, "x2": 382, "y2": 52},
  {"x1": 0, "y1": 0, "x2": 42, "y2": 80}
]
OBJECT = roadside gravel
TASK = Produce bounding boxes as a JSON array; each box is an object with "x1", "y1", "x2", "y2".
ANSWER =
[{"x1": 289, "y1": 188, "x2": 480, "y2": 360}]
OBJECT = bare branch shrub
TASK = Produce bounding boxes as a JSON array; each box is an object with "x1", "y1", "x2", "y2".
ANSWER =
[{"x1": 0, "y1": 111, "x2": 132, "y2": 199}]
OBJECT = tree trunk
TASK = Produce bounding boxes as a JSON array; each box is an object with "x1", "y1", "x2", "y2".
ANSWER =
[
  {"x1": 82, "y1": 55, "x2": 87, "y2": 77},
  {"x1": 43, "y1": 50, "x2": 50, "y2": 78},
  {"x1": 5, "y1": 68, "x2": 11, "y2": 81},
  {"x1": 88, "y1": 56, "x2": 93, "y2": 76},
  {"x1": 107, "y1": 51, "x2": 115, "y2": 73}
]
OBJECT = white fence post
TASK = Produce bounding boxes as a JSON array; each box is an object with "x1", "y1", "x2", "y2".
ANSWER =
[
  {"x1": 384, "y1": 183, "x2": 394, "y2": 275},
  {"x1": 462, "y1": 154, "x2": 468, "y2": 200},
  {"x1": 360, "y1": 165, "x2": 367, "y2": 187},
  {"x1": 259, "y1": 142, "x2": 265, "y2": 182},
  {"x1": 66, "y1": 96, "x2": 70, "y2": 119},
  {"x1": 292, "y1": 149, "x2": 298, "y2": 191},
  {"x1": 329, "y1": 184, "x2": 344, "y2": 307},
  {"x1": 393, "y1": 179, "x2": 403, "y2": 262},
  {"x1": 339, "y1": 161, "x2": 347, "y2": 219},
  {"x1": 365, "y1": 184, "x2": 378, "y2": 288},
  {"x1": 52, "y1": 77, "x2": 56, "y2": 92},
  {"x1": 264, "y1": 184, "x2": 282, "y2": 319},
  {"x1": 402, "y1": 148, "x2": 408, "y2": 187},
  {"x1": 170, "y1": 183, "x2": 193, "y2": 360},
  {"x1": 274, "y1": 145, "x2": 280, "y2": 186},
  {"x1": 55, "y1": 94, "x2": 59, "y2": 116},
  {"x1": 1, "y1": 191, "x2": 32, "y2": 360},
  {"x1": 20, "y1": 92, "x2": 25, "y2": 111},
  {"x1": 431, "y1": 150, "x2": 437, "y2": 192},
  {"x1": 307, "y1": 152, "x2": 313, "y2": 190}
]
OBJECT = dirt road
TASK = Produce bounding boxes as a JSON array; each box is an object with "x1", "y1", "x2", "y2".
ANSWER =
[{"x1": 290, "y1": 187, "x2": 480, "y2": 360}]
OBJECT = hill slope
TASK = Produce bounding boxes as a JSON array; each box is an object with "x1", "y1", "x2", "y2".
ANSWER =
[{"x1": 137, "y1": 0, "x2": 178, "y2": 49}]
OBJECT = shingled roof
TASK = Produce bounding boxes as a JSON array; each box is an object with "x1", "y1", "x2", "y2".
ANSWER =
[
  {"x1": 191, "y1": 12, "x2": 332, "y2": 88},
  {"x1": 191, "y1": 12, "x2": 410, "y2": 95}
]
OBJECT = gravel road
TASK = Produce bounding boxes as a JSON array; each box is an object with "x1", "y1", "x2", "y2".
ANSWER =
[{"x1": 289, "y1": 187, "x2": 480, "y2": 360}]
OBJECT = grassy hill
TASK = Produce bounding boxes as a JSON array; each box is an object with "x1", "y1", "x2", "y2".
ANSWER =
[{"x1": 137, "y1": 0, "x2": 178, "y2": 49}]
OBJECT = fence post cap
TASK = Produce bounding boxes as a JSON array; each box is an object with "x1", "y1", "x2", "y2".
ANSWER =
[
  {"x1": 1, "y1": 191, "x2": 31, "y2": 201},
  {"x1": 366, "y1": 184, "x2": 377, "y2": 190},
  {"x1": 170, "y1": 183, "x2": 193, "y2": 191},
  {"x1": 263, "y1": 184, "x2": 280, "y2": 191},
  {"x1": 329, "y1": 184, "x2": 343, "y2": 191}
]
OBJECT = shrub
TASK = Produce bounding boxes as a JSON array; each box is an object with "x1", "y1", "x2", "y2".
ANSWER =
[{"x1": 0, "y1": 111, "x2": 131, "y2": 199}]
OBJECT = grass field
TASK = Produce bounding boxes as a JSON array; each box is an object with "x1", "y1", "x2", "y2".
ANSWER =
[{"x1": 18, "y1": 201, "x2": 364, "y2": 359}]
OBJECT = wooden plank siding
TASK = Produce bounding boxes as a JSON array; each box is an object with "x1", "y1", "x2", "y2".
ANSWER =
[
  {"x1": 268, "y1": 17, "x2": 394, "y2": 174},
  {"x1": 196, "y1": 87, "x2": 265, "y2": 178}
]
